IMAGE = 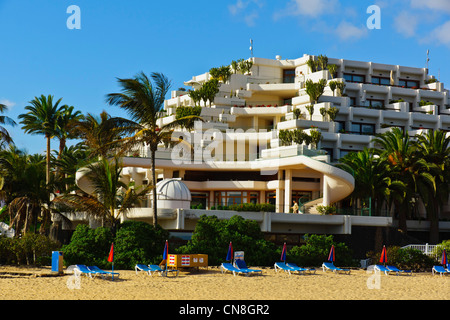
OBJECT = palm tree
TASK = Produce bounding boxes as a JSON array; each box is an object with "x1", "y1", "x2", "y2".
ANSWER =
[
  {"x1": 71, "y1": 111, "x2": 136, "y2": 159},
  {"x1": 414, "y1": 130, "x2": 450, "y2": 243},
  {"x1": 106, "y1": 72, "x2": 201, "y2": 226},
  {"x1": 0, "y1": 146, "x2": 49, "y2": 236},
  {"x1": 18, "y1": 95, "x2": 63, "y2": 186},
  {"x1": 54, "y1": 157, "x2": 152, "y2": 235},
  {"x1": 55, "y1": 105, "x2": 84, "y2": 157},
  {"x1": 372, "y1": 128, "x2": 435, "y2": 233},
  {"x1": 0, "y1": 103, "x2": 17, "y2": 147}
]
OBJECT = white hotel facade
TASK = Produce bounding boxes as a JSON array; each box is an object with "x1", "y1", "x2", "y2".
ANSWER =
[{"x1": 75, "y1": 54, "x2": 450, "y2": 236}]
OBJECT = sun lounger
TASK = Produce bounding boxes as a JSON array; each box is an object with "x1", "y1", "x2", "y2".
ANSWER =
[
  {"x1": 74, "y1": 264, "x2": 98, "y2": 278},
  {"x1": 88, "y1": 266, "x2": 120, "y2": 279},
  {"x1": 235, "y1": 259, "x2": 262, "y2": 275},
  {"x1": 135, "y1": 264, "x2": 153, "y2": 275},
  {"x1": 274, "y1": 262, "x2": 297, "y2": 275},
  {"x1": 386, "y1": 265, "x2": 412, "y2": 276},
  {"x1": 287, "y1": 263, "x2": 316, "y2": 274},
  {"x1": 432, "y1": 265, "x2": 450, "y2": 276},
  {"x1": 322, "y1": 262, "x2": 351, "y2": 274},
  {"x1": 374, "y1": 264, "x2": 391, "y2": 275},
  {"x1": 220, "y1": 263, "x2": 250, "y2": 276}
]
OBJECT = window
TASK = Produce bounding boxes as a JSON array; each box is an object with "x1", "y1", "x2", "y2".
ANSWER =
[
  {"x1": 350, "y1": 123, "x2": 375, "y2": 135},
  {"x1": 292, "y1": 191, "x2": 312, "y2": 204},
  {"x1": 398, "y1": 79, "x2": 419, "y2": 88},
  {"x1": 371, "y1": 76, "x2": 391, "y2": 85},
  {"x1": 214, "y1": 191, "x2": 260, "y2": 207},
  {"x1": 266, "y1": 191, "x2": 276, "y2": 206},
  {"x1": 343, "y1": 73, "x2": 366, "y2": 83},
  {"x1": 366, "y1": 98, "x2": 384, "y2": 109},
  {"x1": 349, "y1": 97, "x2": 356, "y2": 106},
  {"x1": 283, "y1": 69, "x2": 296, "y2": 83},
  {"x1": 191, "y1": 192, "x2": 209, "y2": 209}
]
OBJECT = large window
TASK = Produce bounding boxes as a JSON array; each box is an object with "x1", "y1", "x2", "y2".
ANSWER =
[
  {"x1": 283, "y1": 69, "x2": 295, "y2": 83},
  {"x1": 343, "y1": 73, "x2": 365, "y2": 83},
  {"x1": 350, "y1": 123, "x2": 375, "y2": 135},
  {"x1": 215, "y1": 191, "x2": 259, "y2": 207},
  {"x1": 191, "y1": 192, "x2": 209, "y2": 209},
  {"x1": 292, "y1": 191, "x2": 312, "y2": 204},
  {"x1": 371, "y1": 76, "x2": 391, "y2": 85},
  {"x1": 398, "y1": 79, "x2": 419, "y2": 88},
  {"x1": 366, "y1": 98, "x2": 384, "y2": 109}
]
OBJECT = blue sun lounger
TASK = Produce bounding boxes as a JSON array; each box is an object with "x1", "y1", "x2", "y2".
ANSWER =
[
  {"x1": 432, "y1": 265, "x2": 450, "y2": 276},
  {"x1": 386, "y1": 265, "x2": 412, "y2": 276},
  {"x1": 74, "y1": 264, "x2": 98, "y2": 278},
  {"x1": 220, "y1": 263, "x2": 250, "y2": 276},
  {"x1": 322, "y1": 262, "x2": 351, "y2": 274},
  {"x1": 274, "y1": 262, "x2": 297, "y2": 275},
  {"x1": 374, "y1": 264, "x2": 391, "y2": 275},
  {"x1": 88, "y1": 266, "x2": 120, "y2": 279},
  {"x1": 235, "y1": 259, "x2": 262, "y2": 275},
  {"x1": 287, "y1": 263, "x2": 316, "y2": 274}
]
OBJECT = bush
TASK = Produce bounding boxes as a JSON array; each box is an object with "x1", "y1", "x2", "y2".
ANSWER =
[
  {"x1": 62, "y1": 222, "x2": 170, "y2": 270},
  {"x1": 114, "y1": 221, "x2": 169, "y2": 269},
  {"x1": 177, "y1": 215, "x2": 278, "y2": 266},
  {"x1": 367, "y1": 246, "x2": 435, "y2": 271},
  {"x1": 0, "y1": 234, "x2": 60, "y2": 266},
  {"x1": 288, "y1": 234, "x2": 356, "y2": 267},
  {"x1": 61, "y1": 225, "x2": 113, "y2": 268}
]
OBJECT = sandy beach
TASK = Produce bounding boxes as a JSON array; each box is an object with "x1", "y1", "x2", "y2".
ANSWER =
[{"x1": 0, "y1": 265, "x2": 448, "y2": 301}]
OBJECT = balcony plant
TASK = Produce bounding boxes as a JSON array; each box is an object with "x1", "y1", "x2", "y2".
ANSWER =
[
  {"x1": 327, "y1": 64, "x2": 338, "y2": 79},
  {"x1": 317, "y1": 55, "x2": 328, "y2": 71},
  {"x1": 293, "y1": 108, "x2": 302, "y2": 120},
  {"x1": 320, "y1": 107, "x2": 327, "y2": 121},
  {"x1": 329, "y1": 81, "x2": 337, "y2": 96},
  {"x1": 327, "y1": 107, "x2": 339, "y2": 122},
  {"x1": 305, "y1": 104, "x2": 314, "y2": 120},
  {"x1": 305, "y1": 79, "x2": 327, "y2": 104}
]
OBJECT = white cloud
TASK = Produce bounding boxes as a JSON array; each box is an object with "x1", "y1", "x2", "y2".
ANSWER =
[
  {"x1": 228, "y1": 0, "x2": 263, "y2": 27},
  {"x1": 394, "y1": 11, "x2": 419, "y2": 37},
  {"x1": 274, "y1": 0, "x2": 339, "y2": 19},
  {"x1": 410, "y1": 0, "x2": 450, "y2": 13},
  {"x1": 335, "y1": 21, "x2": 368, "y2": 41},
  {"x1": 0, "y1": 99, "x2": 16, "y2": 109},
  {"x1": 431, "y1": 20, "x2": 450, "y2": 47}
]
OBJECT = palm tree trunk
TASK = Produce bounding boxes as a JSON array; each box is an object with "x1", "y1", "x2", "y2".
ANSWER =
[
  {"x1": 428, "y1": 200, "x2": 440, "y2": 244},
  {"x1": 151, "y1": 149, "x2": 158, "y2": 227},
  {"x1": 46, "y1": 135, "x2": 51, "y2": 186}
]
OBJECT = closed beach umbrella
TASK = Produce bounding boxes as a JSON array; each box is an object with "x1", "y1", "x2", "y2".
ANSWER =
[
  {"x1": 163, "y1": 240, "x2": 168, "y2": 261},
  {"x1": 226, "y1": 241, "x2": 233, "y2": 261},
  {"x1": 441, "y1": 249, "x2": 447, "y2": 266},
  {"x1": 328, "y1": 245, "x2": 335, "y2": 262},
  {"x1": 380, "y1": 245, "x2": 387, "y2": 264},
  {"x1": 281, "y1": 242, "x2": 287, "y2": 262}
]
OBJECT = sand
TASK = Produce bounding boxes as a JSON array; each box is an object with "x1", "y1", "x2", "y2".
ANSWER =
[{"x1": 0, "y1": 265, "x2": 448, "y2": 301}]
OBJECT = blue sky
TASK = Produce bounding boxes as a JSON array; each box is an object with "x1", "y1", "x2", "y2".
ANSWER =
[{"x1": 1, "y1": 0, "x2": 450, "y2": 155}]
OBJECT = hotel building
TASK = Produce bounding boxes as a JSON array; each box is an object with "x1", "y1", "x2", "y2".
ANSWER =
[{"x1": 74, "y1": 54, "x2": 450, "y2": 237}]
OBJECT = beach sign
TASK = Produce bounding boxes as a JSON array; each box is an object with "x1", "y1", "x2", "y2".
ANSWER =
[{"x1": 234, "y1": 251, "x2": 244, "y2": 261}]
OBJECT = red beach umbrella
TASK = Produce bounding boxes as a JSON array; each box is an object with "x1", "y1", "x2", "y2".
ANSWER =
[
  {"x1": 226, "y1": 242, "x2": 233, "y2": 261},
  {"x1": 328, "y1": 245, "x2": 335, "y2": 262},
  {"x1": 441, "y1": 249, "x2": 447, "y2": 266},
  {"x1": 281, "y1": 243, "x2": 287, "y2": 262},
  {"x1": 380, "y1": 245, "x2": 387, "y2": 264}
]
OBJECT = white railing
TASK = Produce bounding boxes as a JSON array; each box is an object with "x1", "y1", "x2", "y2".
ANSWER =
[{"x1": 401, "y1": 243, "x2": 441, "y2": 256}]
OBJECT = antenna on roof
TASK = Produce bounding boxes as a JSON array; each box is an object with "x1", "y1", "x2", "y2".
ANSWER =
[
  {"x1": 250, "y1": 39, "x2": 253, "y2": 58},
  {"x1": 426, "y1": 49, "x2": 430, "y2": 70}
]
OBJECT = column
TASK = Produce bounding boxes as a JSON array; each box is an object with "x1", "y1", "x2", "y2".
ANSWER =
[
  {"x1": 322, "y1": 175, "x2": 331, "y2": 206},
  {"x1": 284, "y1": 169, "x2": 292, "y2": 213}
]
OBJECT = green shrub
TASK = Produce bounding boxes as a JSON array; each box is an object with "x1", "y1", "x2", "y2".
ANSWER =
[
  {"x1": 114, "y1": 221, "x2": 169, "y2": 269},
  {"x1": 288, "y1": 234, "x2": 356, "y2": 267},
  {"x1": 0, "y1": 234, "x2": 60, "y2": 266},
  {"x1": 367, "y1": 246, "x2": 435, "y2": 271},
  {"x1": 61, "y1": 224, "x2": 113, "y2": 268},
  {"x1": 62, "y1": 222, "x2": 170, "y2": 269},
  {"x1": 177, "y1": 215, "x2": 278, "y2": 266}
]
